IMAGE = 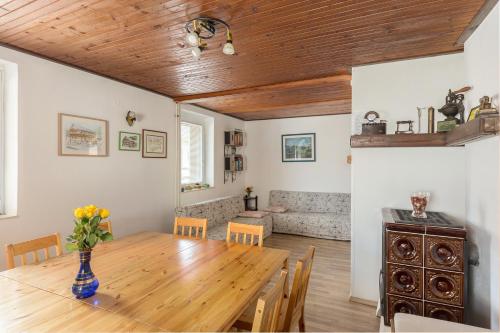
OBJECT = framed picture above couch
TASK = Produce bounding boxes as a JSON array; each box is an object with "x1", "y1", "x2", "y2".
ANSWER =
[{"x1": 281, "y1": 133, "x2": 316, "y2": 162}]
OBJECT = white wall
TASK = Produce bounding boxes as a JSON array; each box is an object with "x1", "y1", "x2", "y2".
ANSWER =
[
  {"x1": 180, "y1": 104, "x2": 245, "y2": 205},
  {"x1": 463, "y1": 4, "x2": 500, "y2": 330},
  {"x1": 0, "y1": 46, "x2": 178, "y2": 270},
  {"x1": 465, "y1": 137, "x2": 499, "y2": 329},
  {"x1": 245, "y1": 114, "x2": 351, "y2": 206},
  {"x1": 351, "y1": 148, "x2": 466, "y2": 300},
  {"x1": 352, "y1": 54, "x2": 466, "y2": 135},
  {"x1": 351, "y1": 54, "x2": 467, "y2": 302}
]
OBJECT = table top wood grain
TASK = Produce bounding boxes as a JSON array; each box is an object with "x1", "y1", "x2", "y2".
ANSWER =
[{"x1": 0, "y1": 232, "x2": 289, "y2": 332}]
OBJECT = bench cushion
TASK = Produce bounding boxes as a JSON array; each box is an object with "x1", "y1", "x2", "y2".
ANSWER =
[
  {"x1": 269, "y1": 190, "x2": 350, "y2": 214},
  {"x1": 271, "y1": 212, "x2": 350, "y2": 240},
  {"x1": 175, "y1": 195, "x2": 244, "y2": 228}
]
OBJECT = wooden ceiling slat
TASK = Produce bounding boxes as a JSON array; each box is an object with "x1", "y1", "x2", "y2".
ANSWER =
[
  {"x1": 0, "y1": 0, "x2": 487, "y2": 119},
  {"x1": 19, "y1": 0, "x2": 464, "y2": 59},
  {"x1": 225, "y1": 102, "x2": 352, "y2": 121},
  {"x1": 28, "y1": 1, "x2": 476, "y2": 78},
  {"x1": 8, "y1": 0, "x2": 335, "y2": 55},
  {"x1": 174, "y1": 74, "x2": 351, "y2": 103},
  {"x1": 38, "y1": 19, "x2": 468, "y2": 82},
  {"x1": 204, "y1": 99, "x2": 352, "y2": 114}
]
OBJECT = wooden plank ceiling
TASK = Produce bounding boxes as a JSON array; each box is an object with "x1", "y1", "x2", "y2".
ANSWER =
[{"x1": 0, "y1": 0, "x2": 488, "y2": 120}]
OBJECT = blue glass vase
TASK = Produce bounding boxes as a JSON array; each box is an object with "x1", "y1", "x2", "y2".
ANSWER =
[{"x1": 72, "y1": 250, "x2": 99, "y2": 299}]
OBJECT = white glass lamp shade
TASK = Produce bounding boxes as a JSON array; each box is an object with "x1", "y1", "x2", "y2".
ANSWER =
[
  {"x1": 223, "y1": 42, "x2": 235, "y2": 55},
  {"x1": 185, "y1": 31, "x2": 200, "y2": 47},
  {"x1": 191, "y1": 47, "x2": 202, "y2": 60}
]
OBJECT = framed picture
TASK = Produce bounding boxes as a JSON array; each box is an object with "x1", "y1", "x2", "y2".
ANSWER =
[
  {"x1": 58, "y1": 113, "x2": 108, "y2": 157},
  {"x1": 142, "y1": 129, "x2": 167, "y2": 158},
  {"x1": 119, "y1": 131, "x2": 141, "y2": 151},
  {"x1": 282, "y1": 133, "x2": 316, "y2": 162}
]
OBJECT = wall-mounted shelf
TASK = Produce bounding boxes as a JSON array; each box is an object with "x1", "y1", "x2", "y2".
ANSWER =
[
  {"x1": 224, "y1": 130, "x2": 245, "y2": 184},
  {"x1": 351, "y1": 116, "x2": 499, "y2": 148}
]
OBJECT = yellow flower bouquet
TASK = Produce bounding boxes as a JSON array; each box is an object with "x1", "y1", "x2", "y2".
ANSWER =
[{"x1": 66, "y1": 205, "x2": 113, "y2": 252}]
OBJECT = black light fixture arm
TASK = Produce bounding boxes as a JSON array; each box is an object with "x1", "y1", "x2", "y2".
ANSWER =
[{"x1": 185, "y1": 17, "x2": 231, "y2": 40}]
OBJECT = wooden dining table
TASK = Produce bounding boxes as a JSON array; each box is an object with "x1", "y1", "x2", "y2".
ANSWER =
[{"x1": 0, "y1": 232, "x2": 290, "y2": 332}]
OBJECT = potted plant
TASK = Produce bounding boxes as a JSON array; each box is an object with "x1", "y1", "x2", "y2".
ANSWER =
[
  {"x1": 66, "y1": 205, "x2": 113, "y2": 299},
  {"x1": 245, "y1": 186, "x2": 253, "y2": 198}
]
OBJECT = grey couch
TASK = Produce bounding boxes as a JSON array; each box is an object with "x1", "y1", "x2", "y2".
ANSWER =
[
  {"x1": 174, "y1": 195, "x2": 273, "y2": 241},
  {"x1": 269, "y1": 190, "x2": 351, "y2": 240}
]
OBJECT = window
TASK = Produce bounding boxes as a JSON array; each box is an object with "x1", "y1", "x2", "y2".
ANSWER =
[
  {"x1": 0, "y1": 68, "x2": 4, "y2": 214},
  {"x1": 181, "y1": 121, "x2": 203, "y2": 184}
]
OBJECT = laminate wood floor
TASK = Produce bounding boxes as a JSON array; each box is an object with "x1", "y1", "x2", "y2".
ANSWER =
[{"x1": 264, "y1": 233, "x2": 379, "y2": 332}]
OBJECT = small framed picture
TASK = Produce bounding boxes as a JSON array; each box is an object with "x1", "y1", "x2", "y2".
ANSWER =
[
  {"x1": 58, "y1": 113, "x2": 108, "y2": 157},
  {"x1": 142, "y1": 129, "x2": 167, "y2": 158},
  {"x1": 282, "y1": 133, "x2": 316, "y2": 162},
  {"x1": 119, "y1": 131, "x2": 141, "y2": 151}
]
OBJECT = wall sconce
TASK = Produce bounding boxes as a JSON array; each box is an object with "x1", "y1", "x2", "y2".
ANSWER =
[{"x1": 126, "y1": 111, "x2": 136, "y2": 126}]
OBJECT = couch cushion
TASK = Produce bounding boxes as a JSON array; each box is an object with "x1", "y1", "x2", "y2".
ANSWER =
[
  {"x1": 232, "y1": 215, "x2": 273, "y2": 239},
  {"x1": 264, "y1": 206, "x2": 288, "y2": 213},
  {"x1": 272, "y1": 212, "x2": 350, "y2": 240},
  {"x1": 269, "y1": 190, "x2": 350, "y2": 214},
  {"x1": 207, "y1": 224, "x2": 229, "y2": 241},
  {"x1": 237, "y1": 211, "x2": 270, "y2": 218},
  {"x1": 175, "y1": 195, "x2": 244, "y2": 228}
]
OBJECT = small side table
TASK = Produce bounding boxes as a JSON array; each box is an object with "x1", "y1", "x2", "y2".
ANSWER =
[{"x1": 244, "y1": 196, "x2": 258, "y2": 211}]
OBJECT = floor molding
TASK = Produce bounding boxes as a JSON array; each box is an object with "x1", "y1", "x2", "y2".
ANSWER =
[{"x1": 349, "y1": 296, "x2": 378, "y2": 308}]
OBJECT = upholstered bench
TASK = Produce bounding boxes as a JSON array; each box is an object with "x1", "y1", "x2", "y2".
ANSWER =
[
  {"x1": 267, "y1": 190, "x2": 351, "y2": 240},
  {"x1": 174, "y1": 196, "x2": 272, "y2": 241}
]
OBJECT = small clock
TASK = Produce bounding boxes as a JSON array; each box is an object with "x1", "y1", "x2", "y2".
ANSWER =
[{"x1": 364, "y1": 111, "x2": 380, "y2": 123}]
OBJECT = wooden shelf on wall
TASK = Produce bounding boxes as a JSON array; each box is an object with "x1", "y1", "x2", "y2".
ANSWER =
[
  {"x1": 351, "y1": 116, "x2": 499, "y2": 148},
  {"x1": 446, "y1": 116, "x2": 499, "y2": 146}
]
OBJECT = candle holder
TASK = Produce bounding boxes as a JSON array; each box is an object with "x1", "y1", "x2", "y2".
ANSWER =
[{"x1": 410, "y1": 192, "x2": 430, "y2": 218}]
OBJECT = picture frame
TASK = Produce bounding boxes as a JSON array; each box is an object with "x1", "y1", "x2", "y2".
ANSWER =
[
  {"x1": 118, "y1": 131, "x2": 141, "y2": 151},
  {"x1": 142, "y1": 129, "x2": 167, "y2": 158},
  {"x1": 58, "y1": 113, "x2": 108, "y2": 157},
  {"x1": 281, "y1": 133, "x2": 316, "y2": 162}
]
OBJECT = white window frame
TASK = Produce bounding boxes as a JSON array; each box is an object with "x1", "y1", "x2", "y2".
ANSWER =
[
  {"x1": 0, "y1": 68, "x2": 5, "y2": 214},
  {"x1": 181, "y1": 121, "x2": 205, "y2": 185}
]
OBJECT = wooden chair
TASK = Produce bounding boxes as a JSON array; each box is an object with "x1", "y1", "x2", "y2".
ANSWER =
[
  {"x1": 234, "y1": 246, "x2": 316, "y2": 332},
  {"x1": 282, "y1": 245, "x2": 315, "y2": 332},
  {"x1": 173, "y1": 217, "x2": 208, "y2": 240},
  {"x1": 226, "y1": 222, "x2": 264, "y2": 247},
  {"x1": 99, "y1": 220, "x2": 113, "y2": 234},
  {"x1": 4, "y1": 233, "x2": 63, "y2": 269},
  {"x1": 251, "y1": 269, "x2": 288, "y2": 332}
]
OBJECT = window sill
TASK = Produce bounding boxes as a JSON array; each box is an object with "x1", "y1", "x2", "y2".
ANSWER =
[
  {"x1": 0, "y1": 214, "x2": 17, "y2": 220},
  {"x1": 181, "y1": 186, "x2": 215, "y2": 193}
]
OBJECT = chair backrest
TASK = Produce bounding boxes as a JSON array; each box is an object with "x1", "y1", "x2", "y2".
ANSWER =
[
  {"x1": 173, "y1": 217, "x2": 208, "y2": 240},
  {"x1": 226, "y1": 222, "x2": 264, "y2": 247},
  {"x1": 99, "y1": 221, "x2": 113, "y2": 234},
  {"x1": 5, "y1": 233, "x2": 63, "y2": 269},
  {"x1": 252, "y1": 270, "x2": 288, "y2": 332},
  {"x1": 282, "y1": 245, "x2": 316, "y2": 331}
]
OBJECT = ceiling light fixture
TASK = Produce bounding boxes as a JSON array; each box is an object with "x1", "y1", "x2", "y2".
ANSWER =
[
  {"x1": 222, "y1": 30, "x2": 235, "y2": 55},
  {"x1": 185, "y1": 21, "x2": 200, "y2": 47},
  {"x1": 184, "y1": 17, "x2": 235, "y2": 60}
]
